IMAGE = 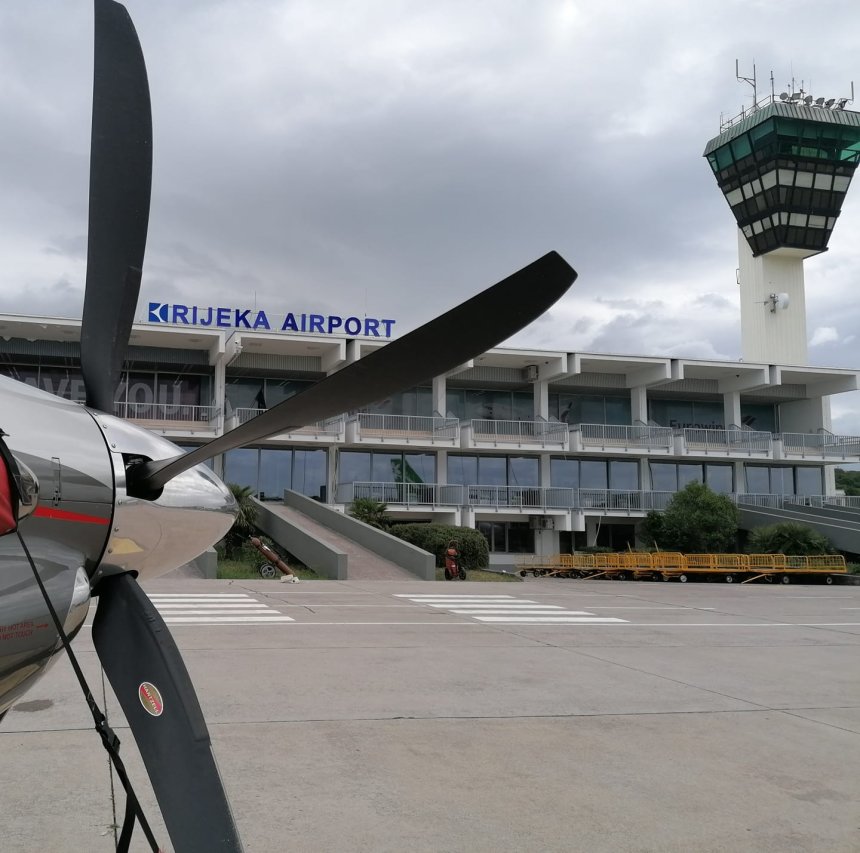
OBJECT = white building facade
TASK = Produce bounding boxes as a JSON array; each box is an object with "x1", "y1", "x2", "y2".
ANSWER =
[{"x1": 2, "y1": 313, "x2": 858, "y2": 568}]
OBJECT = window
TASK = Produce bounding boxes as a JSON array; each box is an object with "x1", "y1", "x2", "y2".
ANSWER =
[
  {"x1": 476, "y1": 521, "x2": 535, "y2": 554},
  {"x1": 225, "y1": 447, "x2": 327, "y2": 500},
  {"x1": 448, "y1": 455, "x2": 538, "y2": 487},
  {"x1": 551, "y1": 394, "x2": 631, "y2": 426},
  {"x1": 339, "y1": 450, "x2": 435, "y2": 485}
]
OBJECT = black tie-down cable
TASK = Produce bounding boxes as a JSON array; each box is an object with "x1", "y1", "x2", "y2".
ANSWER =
[{"x1": 15, "y1": 530, "x2": 163, "y2": 852}]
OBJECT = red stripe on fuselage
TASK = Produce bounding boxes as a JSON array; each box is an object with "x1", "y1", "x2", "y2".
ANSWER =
[{"x1": 33, "y1": 507, "x2": 110, "y2": 525}]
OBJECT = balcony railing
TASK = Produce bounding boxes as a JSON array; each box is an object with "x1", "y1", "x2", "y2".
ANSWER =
[
  {"x1": 578, "y1": 423, "x2": 674, "y2": 451},
  {"x1": 781, "y1": 432, "x2": 860, "y2": 459},
  {"x1": 682, "y1": 428, "x2": 772, "y2": 455},
  {"x1": 334, "y1": 483, "x2": 857, "y2": 515},
  {"x1": 336, "y1": 481, "x2": 462, "y2": 506},
  {"x1": 353, "y1": 412, "x2": 459, "y2": 443},
  {"x1": 732, "y1": 492, "x2": 784, "y2": 508},
  {"x1": 115, "y1": 401, "x2": 218, "y2": 424},
  {"x1": 232, "y1": 408, "x2": 344, "y2": 438},
  {"x1": 784, "y1": 494, "x2": 860, "y2": 509},
  {"x1": 578, "y1": 489, "x2": 675, "y2": 512},
  {"x1": 470, "y1": 418, "x2": 568, "y2": 446}
]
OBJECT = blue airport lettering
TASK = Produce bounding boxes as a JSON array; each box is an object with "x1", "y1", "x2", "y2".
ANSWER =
[{"x1": 148, "y1": 302, "x2": 396, "y2": 338}]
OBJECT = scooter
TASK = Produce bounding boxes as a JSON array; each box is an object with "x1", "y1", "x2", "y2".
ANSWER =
[{"x1": 444, "y1": 541, "x2": 467, "y2": 581}]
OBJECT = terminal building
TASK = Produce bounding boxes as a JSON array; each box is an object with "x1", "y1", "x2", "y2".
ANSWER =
[{"x1": 3, "y1": 89, "x2": 860, "y2": 568}]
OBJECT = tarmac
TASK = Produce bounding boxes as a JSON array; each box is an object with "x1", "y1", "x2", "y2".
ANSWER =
[{"x1": 1, "y1": 576, "x2": 859, "y2": 852}]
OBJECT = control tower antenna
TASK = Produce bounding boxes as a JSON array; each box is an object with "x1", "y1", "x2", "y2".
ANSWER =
[{"x1": 736, "y1": 59, "x2": 757, "y2": 107}]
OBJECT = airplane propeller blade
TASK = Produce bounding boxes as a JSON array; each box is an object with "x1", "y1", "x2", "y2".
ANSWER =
[
  {"x1": 130, "y1": 250, "x2": 576, "y2": 494},
  {"x1": 92, "y1": 573, "x2": 243, "y2": 852},
  {"x1": 80, "y1": 0, "x2": 152, "y2": 413}
]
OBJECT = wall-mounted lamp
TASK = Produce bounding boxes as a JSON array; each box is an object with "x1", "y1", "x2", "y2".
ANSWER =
[{"x1": 766, "y1": 292, "x2": 790, "y2": 313}]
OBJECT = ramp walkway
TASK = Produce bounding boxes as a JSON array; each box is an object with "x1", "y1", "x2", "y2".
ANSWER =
[
  {"x1": 738, "y1": 497, "x2": 860, "y2": 554},
  {"x1": 252, "y1": 492, "x2": 434, "y2": 581}
]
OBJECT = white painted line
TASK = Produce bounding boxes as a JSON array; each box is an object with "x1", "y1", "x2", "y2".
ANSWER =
[
  {"x1": 148, "y1": 594, "x2": 253, "y2": 599},
  {"x1": 162, "y1": 616, "x2": 295, "y2": 624},
  {"x1": 154, "y1": 603, "x2": 270, "y2": 609},
  {"x1": 426, "y1": 601, "x2": 540, "y2": 607},
  {"x1": 158, "y1": 607, "x2": 280, "y2": 619},
  {"x1": 449, "y1": 609, "x2": 596, "y2": 616},
  {"x1": 474, "y1": 616, "x2": 628, "y2": 623},
  {"x1": 395, "y1": 594, "x2": 516, "y2": 599}
]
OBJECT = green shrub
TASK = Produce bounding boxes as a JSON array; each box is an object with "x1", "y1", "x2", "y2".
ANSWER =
[
  {"x1": 390, "y1": 523, "x2": 489, "y2": 569},
  {"x1": 747, "y1": 522, "x2": 833, "y2": 555},
  {"x1": 642, "y1": 482, "x2": 738, "y2": 553}
]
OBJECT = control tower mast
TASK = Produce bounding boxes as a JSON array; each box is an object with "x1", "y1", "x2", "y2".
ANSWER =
[{"x1": 704, "y1": 76, "x2": 860, "y2": 364}]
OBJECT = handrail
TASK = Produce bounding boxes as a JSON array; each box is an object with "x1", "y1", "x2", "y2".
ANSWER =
[
  {"x1": 115, "y1": 401, "x2": 218, "y2": 423},
  {"x1": 233, "y1": 408, "x2": 344, "y2": 435},
  {"x1": 683, "y1": 427, "x2": 771, "y2": 454},
  {"x1": 470, "y1": 418, "x2": 568, "y2": 445},
  {"x1": 578, "y1": 423, "x2": 673, "y2": 450},
  {"x1": 356, "y1": 412, "x2": 459, "y2": 441},
  {"x1": 781, "y1": 432, "x2": 860, "y2": 458}
]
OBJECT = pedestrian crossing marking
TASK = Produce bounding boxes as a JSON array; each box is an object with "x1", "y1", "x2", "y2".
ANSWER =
[
  {"x1": 148, "y1": 593, "x2": 294, "y2": 625},
  {"x1": 394, "y1": 594, "x2": 629, "y2": 624}
]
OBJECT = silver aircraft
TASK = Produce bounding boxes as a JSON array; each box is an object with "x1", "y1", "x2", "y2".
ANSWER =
[{"x1": 0, "y1": 1, "x2": 576, "y2": 850}]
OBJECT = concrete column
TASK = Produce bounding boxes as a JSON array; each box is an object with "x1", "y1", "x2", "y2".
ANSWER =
[
  {"x1": 213, "y1": 344, "x2": 226, "y2": 435},
  {"x1": 630, "y1": 386, "x2": 648, "y2": 423},
  {"x1": 639, "y1": 457, "x2": 651, "y2": 491},
  {"x1": 534, "y1": 380, "x2": 549, "y2": 419},
  {"x1": 738, "y1": 230, "x2": 809, "y2": 364},
  {"x1": 586, "y1": 517, "x2": 600, "y2": 547},
  {"x1": 733, "y1": 460, "x2": 746, "y2": 494},
  {"x1": 432, "y1": 374, "x2": 447, "y2": 416},
  {"x1": 437, "y1": 450, "x2": 448, "y2": 485},
  {"x1": 723, "y1": 390, "x2": 741, "y2": 430},
  {"x1": 326, "y1": 445, "x2": 338, "y2": 505}
]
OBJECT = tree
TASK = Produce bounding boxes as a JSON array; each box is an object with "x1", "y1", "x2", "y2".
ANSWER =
[
  {"x1": 348, "y1": 497, "x2": 390, "y2": 530},
  {"x1": 642, "y1": 481, "x2": 738, "y2": 553},
  {"x1": 835, "y1": 468, "x2": 860, "y2": 496},
  {"x1": 223, "y1": 483, "x2": 258, "y2": 559},
  {"x1": 747, "y1": 522, "x2": 833, "y2": 555}
]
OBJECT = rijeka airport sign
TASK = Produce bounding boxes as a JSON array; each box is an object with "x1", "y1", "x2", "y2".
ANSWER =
[{"x1": 147, "y1": 302, "x2": 397, "y2": 338}]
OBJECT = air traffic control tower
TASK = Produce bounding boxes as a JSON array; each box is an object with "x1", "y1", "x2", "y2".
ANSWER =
[{"x1": 704, "y1": 90, "x2": 860, "y2": 364}]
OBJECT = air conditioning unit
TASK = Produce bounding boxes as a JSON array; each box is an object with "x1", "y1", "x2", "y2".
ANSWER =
[
  {"x1": 529, "y1": 515, "x2": 555, "y2": 530},
  {"x1": 523, "y1": 364, "x2": 539, "y2": 382}
]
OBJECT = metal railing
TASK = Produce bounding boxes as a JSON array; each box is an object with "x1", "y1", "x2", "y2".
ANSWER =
[
  {"x1": 233, "y1": 408, "x2": 344, "y2": 437},
  {"x1": 354, "y1": 412, "x2": 459, "y2": 442},
  {"x1": 578, "y1": 423, "x2": 674, "y2": 450},
  {"x1": 466, "y1": 485, "x2": 546, "y2": 508},
  {"x1": 336, "y1": 481, "x2": 462, "y2": 506},
  {"x1": 115, "y1": 401, "x2": 218, "y2": 423},
  {"x1": 732, "y1": 493, "x2": 784, "y2": 508},
  {"x1": 470, "y1": 418, "x2": 568, "y2": 445},
  {"x1": 682, "y1": 428, "x2": 772, "y2": 455},
  {"x1": 781, "y1": 432, "x2": 860, "y2": 459}
]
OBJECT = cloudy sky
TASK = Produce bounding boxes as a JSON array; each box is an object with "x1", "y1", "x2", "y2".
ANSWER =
[{"x1": 2, "y1": 0, "x2": 860, "y2": 428}]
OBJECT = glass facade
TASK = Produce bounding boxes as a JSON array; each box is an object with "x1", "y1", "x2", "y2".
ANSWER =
[
  {"x1": 477, "y1": 521, "x2": 535, "y2": 553},
  {"x1": 649, "y1": 399, "x2": 776, "y2": 432},
  {"x1": 745, "y1": 464, "x2": 823, "y2": 496},
  {"x1": 224, "y1": 447, "x2": 327, "y2": 500},
  {"x1": 550, "y1": 393, "x2": 631, "y2": 425},
  {"x1": 448, "y1": 454, "x2": 539, "y2": 487},
  {"x1": 550, "y1": 458, "x2": 641, "y2": 491},
  {"x1": 0, "y1": 363, "x2": 211, "y2": 406},
  {"x1": 446, "y1": 389, "x2": 533, "y2": 421},
  {"x1": 649, "y1": 462, "x2": 733, "y2": 493},
  {"x1": 226, "y1": 377, "x2": 312, "y2": 410},
  {"x1": 706, "y1": 108, "x2": 860, "y2": 255},
  {"x1": 338, "y1": 450, "x2": 436, "y2": 485}
]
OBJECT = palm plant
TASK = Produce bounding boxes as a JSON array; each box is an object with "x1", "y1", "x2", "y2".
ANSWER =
[
  {"x1": 223, "y1": 483, "x2": 258, "y2": 559},
  {"x1": 348, "y1": 497, "x2": 390, "y2": 530}
]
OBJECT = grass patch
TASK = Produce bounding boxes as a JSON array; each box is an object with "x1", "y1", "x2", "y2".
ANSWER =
[
  {"x1": 434, "y1": 567, "x2": 522, "y2": 582},
  {"x1": 217, "y1": 555, "x2": 319, "y2": 580}
]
